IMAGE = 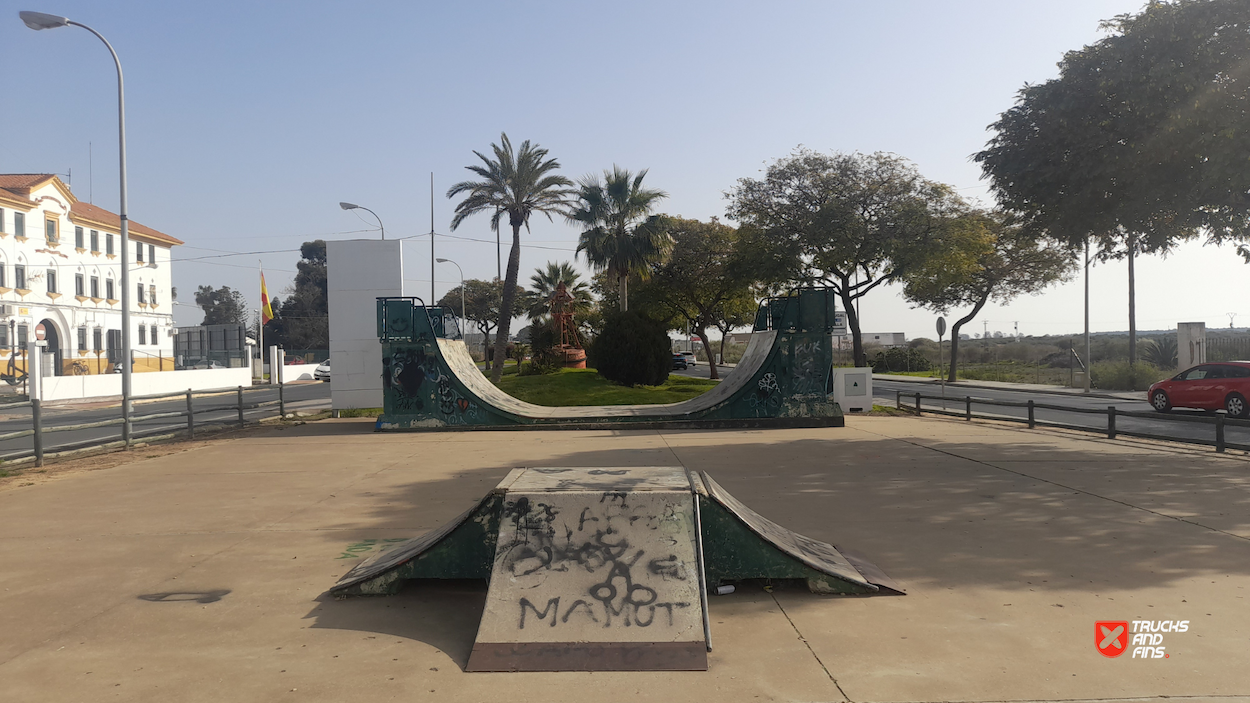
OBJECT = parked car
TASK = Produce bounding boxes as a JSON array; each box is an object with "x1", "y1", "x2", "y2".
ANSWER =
[
  {"x1": 314, "y1": 360, "x2": 331, "y2": 381},
  {"x1": 672, "y1": 354, "x2": 688, "y2": 370},
  {"x1": 1148, "y1": 362, "x2": 1250, "y2": 417},
  {"x1": 681, "y1": 351, "x2": 697, "y2": 367}
]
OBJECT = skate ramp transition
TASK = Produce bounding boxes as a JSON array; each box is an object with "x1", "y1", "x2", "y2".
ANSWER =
[
  {"x1": 330, "y1": 466, "x2": 902, "y2": 672},
  {"x1": 373, "y1": 288, "x2": 846, "y2": 430}
]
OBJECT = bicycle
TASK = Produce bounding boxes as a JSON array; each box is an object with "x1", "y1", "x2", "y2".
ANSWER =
[{"x1": 70, "y1": 360, "x2": 90, "y2": 376}]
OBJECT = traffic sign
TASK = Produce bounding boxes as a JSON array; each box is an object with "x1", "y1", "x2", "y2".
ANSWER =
[
  {"x1": 35, "y1": 323, "x2": 46, "y2": 341},
  {"x1": 936, "y1": 316, "x2": 946, "y2": 338}
]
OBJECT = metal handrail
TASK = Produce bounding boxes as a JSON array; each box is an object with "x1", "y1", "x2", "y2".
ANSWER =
[
  {"x1": 4, "y1": 382, "x2": 297, "y2": 467},
  {"x1": 896, "y1": 390, "x2": 1247, "y2": 453}
]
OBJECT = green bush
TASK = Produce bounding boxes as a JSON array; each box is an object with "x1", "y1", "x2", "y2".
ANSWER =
[
  {"x1": 1090, "y1": 361, "x2": 1169, "y2": 391},
  {"x1": 870, "y1": 347, "x2": 932, "y2": 373},
  {"x1": 518, "y1": 324, "x2": 564, "y2": 376},
  {"x1": 591, "y1": 311, "x2": 671, "y2": 387}
]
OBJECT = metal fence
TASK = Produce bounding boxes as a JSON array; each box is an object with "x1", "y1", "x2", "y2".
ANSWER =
[
  {"x1": 894, "y1": 390, "x2": 1249, "y2": 453},
  {"x1": 2, "y1": 384, "x2": 294, "y2": 467}
]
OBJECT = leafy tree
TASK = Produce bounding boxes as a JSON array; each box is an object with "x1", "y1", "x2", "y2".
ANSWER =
[
  {"x1": 974, "y1": 0, "x2": 1250, "y2": 364},
  {"x1": 593, "y1": 311, "x2": 671, "y2": 387},
  {"x1": 901, "y1": 212, "x2": 1074, "y2": 381},
  {"x1": 437, "y1": 278, "x2": 525, "y2": 370},
  {"x1": 195, "y1": 285, "x2": 249, "y2": 326},
  {"x1": 447, "y1": 133, "x2": 575, "y2": 382},
  {"x1": 713, "y1": 294, "x2": 757, "y2": 365},
  {"x1": 634, "y1": 217, "x2": 757, "y2": 379},
  {"x1": 522, "y1": 261, "x2": 593, "y2": 320},
  {"x1": 571, "y1": 166, "x2": 671, "y2": 312},
  {"x1": 727, "y1": 149, "x2": 966, "y2": 366},
  {"x1": 277, "y1": 240, "x2": 328, "y2": 349}
]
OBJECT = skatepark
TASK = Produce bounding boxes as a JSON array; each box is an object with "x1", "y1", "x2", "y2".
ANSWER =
[{"x1": 1, "y1": 412, "x2": 1248, "y2": 702}]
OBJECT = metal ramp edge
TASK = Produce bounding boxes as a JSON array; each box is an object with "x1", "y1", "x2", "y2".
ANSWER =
[{"x1": 696, "y1": 472, "x2": 904, "y2": 595}]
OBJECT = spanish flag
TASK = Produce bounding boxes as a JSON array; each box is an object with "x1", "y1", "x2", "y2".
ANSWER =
[{"x1": 260, "y1": 270, "x2": 274, "y2": 325}]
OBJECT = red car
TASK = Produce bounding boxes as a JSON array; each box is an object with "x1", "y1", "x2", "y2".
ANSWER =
[{"x1": 1148, "y1": 362, "x2": 1250, "y2": 417}]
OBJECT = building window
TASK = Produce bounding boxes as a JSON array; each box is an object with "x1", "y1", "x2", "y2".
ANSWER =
[
  {"x1": 90, "y1": 276, "x2": 99, "y2": 298},
  {"x1": 17, "y1": 324, "x2": 28, "y2": 346},
  {"x1": 77, "y1": 327, "x2": 87, "y2": 352},
  {"x1": 0, "y1": 208, "x2": 4, "y2": 233},
  {"x1": 46, "y1": 269, "x2": 57, "y2": 294},
  {"x1": 106, "y1": 233, "x2": 114, "y2": 256},
  {"x1": 149, "y1": 285, "x2": 157, "y2": 306},
  {"x1": 93, "y1": 328, "x2": 102, "y2": 352},
  {"x1": 138, "y1": 324, "x2": 146, "y2": 345},
  {"x1": 148, "y1": 244, "x2": 155, "y2": 266},
  {"x1": 15, "y1": 265, "x2": 25, "y2": 290},
  {"x1": 0, "y1": 264, "x2": 5, "y2": 289},
  {"x1": 0, "y1": 325, "x2": 7, "y2": 349},
  {"x1": 75, "y1": 227, "x2": 84, "y2": 249},
  {"x1": 75, "y1": 273, "x2": 84, "y2": 296},
  {"x1": 136, "y1": 242, "x2": 144, "y2": 263},
  {"x1": 45, "y1": 218, "x2": 58, "y2": 243},
  {"x1": 137, "y1": 283, "x2": 145, "y2": 303},
  {"x1": 14, "y1": 212, "x2": 24, "y2": 238},
  {"x1": 90, "y1": 230, "x2": 99, "y2": 252},
  {"x1": 106, "y1": 278, "x2": 115, "y2": 300}
]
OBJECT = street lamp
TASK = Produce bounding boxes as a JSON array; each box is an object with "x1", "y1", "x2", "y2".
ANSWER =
[
  {"x1": 22, "y1": 10, "x2": 135, "y2": 441},
  {"x1": 339, "y1": 202, "x2": 385, "y2": 240},
  {"x1": 436, "y1": 258, "x2": 465, "y2": 338}
]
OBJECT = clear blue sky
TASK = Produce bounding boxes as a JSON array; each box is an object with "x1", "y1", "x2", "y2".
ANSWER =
[{"x1": 4, "y1": 1, "x2": 1241, "y2": 338}]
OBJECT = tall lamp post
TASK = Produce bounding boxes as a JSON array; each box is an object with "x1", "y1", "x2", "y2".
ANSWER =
[
  {"x1": 435, "y1": 258, "x2": 465, "y2": 337},
  {"x1": 21, "y1": 10, "x2": 134, "y2": 441},
  {"x1": 339, "y1": 202, "x2": 385, "y2": 240}
]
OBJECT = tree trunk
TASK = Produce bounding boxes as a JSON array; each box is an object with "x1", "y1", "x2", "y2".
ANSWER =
[
  {"x1": 696, "y1": 324, "x2": 718, "y2": 380},
  {"x1": 718, "y1": 329, "x2": 727, "y2": 367},
  {"x1": 619, "y1": 272, "x2": 629, "y2": 313},
  {"x1": 948, "y1": 293, "x2": 990, "y2": 382},
  {"x1": 1127, "y1": 235, "x2": 1137, "y2": 367},
  {"x1": 490, "y1": 223, "x2": 523, "y2": 383},
  {"x1": 838, "y1": 280, "x2": 865, "y2": 367}
]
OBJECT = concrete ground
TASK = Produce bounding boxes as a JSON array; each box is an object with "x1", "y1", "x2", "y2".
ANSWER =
[{"x1": 1, "y1": 416, "x2": 1248, "y2": 703}]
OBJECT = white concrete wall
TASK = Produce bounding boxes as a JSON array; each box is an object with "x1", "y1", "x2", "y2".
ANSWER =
[
  {"x1": 327, "y1": 240, "x2": 406, "y2": 409},
  {"x1": 1178, "y1": 322, "x2": 1206, "y2": 370},
  {"x1": 40, "y1": 367, "x2": 252, "y2": 402}
]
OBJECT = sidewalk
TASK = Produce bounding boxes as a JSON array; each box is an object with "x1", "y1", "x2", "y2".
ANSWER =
[
  {"x1": 874, "y1": 372, "x2": 1144, "y2": 401},
  {"x1": 3, "y1": 416, "x2": 1248, "y2": 701}
]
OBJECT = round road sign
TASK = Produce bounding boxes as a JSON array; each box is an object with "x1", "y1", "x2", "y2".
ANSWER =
[{"x1": 35, "y1": 323, "x2": 46, "y2": 341}]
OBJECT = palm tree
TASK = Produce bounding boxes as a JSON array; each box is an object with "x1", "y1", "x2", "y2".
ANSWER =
[
  {"x1": 447, "y1": 133, "x2": 575, "y2": 382},
  {"x1": 570, "y1": 166, "x2": 670, "y2": 312},
  {"x1": 524, "y1": 261, "x2": 592, "y2": 320}
]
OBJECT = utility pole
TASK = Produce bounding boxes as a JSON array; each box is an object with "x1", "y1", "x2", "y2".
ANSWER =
[{"x1": 430, "y1": 173, "x2": 435, "y2": 306}]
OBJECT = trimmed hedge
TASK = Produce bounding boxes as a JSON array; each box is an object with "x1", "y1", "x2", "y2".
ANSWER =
[{"x1": 591, "y1": 311, "x2": 672, "y2": 387}]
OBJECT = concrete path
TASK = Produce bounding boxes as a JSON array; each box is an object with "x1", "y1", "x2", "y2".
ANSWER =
[
  {"x1": 874, "y1": 373, "x2": 1143, "y2": 401},
  {"x1": 1, "y1": 416, "x2": 1247, "y2": 702}
]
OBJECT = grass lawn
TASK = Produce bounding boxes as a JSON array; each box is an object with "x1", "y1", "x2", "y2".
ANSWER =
[{"x1": 496, "y1": 368, "x2": 719, "y2": 406}]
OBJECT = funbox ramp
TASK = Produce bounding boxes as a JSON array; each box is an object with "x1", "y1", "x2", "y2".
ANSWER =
[
  {"x1": 373, "y1": 288, "x2": 847, "y2": 430},
  {"x1": 330, "y1": 466, "x2": 903, "y2": 672}
]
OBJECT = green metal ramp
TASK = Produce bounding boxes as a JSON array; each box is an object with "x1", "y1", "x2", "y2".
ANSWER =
[
  {"x1": 330, "y1": 467, "x2": 902, "y2": 671},
  {"x1": 374, "y1": 288, "x2": 847, "y2": 430}
]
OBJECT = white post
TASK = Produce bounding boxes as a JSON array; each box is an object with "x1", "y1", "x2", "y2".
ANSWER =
[
  {"x1": 27, "y1": 341, "x2": 43, "y2": 401},
  {"x1": 269, "y1": 346, "x2": 280, "y2": 385}
]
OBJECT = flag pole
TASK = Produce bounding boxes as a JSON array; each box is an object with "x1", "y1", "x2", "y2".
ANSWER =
[{"x1": 258, "y1": 260, "x2": 264, "y2": 382}]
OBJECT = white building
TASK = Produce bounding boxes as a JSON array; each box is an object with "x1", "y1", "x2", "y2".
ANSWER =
[{"x1": 0, "y1": 174, "x2": 181, "y2": 376}]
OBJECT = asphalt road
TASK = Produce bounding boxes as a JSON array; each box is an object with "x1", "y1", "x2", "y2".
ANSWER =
[
  {"x1": 671, "y1": 362, "x2": 735, "y2": 380},
  {"x1": 874, "y1": 377, "x2": 1248, "y2": 449},
  {"x1": 0, "y1": 381, "x2": 331, "y2": 462}
]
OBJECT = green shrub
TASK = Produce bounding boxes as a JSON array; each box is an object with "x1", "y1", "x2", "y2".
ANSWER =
[
  {"x1": 1090, "y1": 361, "x2": 1169, "y2": 391},
  {"x1": 518, "y1": 324, "x2": 565, "y2": 376},
  {"x1": 591, "y1": 311, "x2": 671, "y2": 387},
  {"x1": 870, "y1": 347, "x2": 931, "y2": 373}
]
